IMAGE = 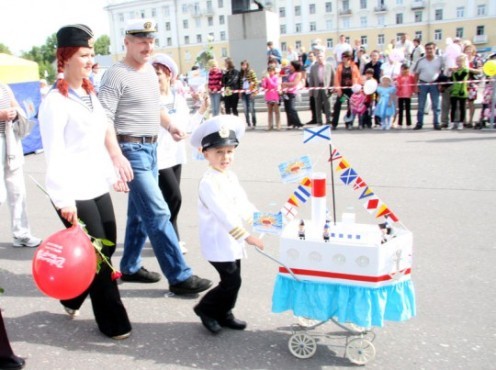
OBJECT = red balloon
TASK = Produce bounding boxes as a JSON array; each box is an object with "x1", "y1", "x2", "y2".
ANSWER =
[{"x1": 32, "y1": 225, "x2": 97, "y2": 300}]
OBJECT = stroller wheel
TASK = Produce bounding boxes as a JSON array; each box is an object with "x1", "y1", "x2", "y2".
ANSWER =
[
  {"x1": 345, "y1": 338, "x2": 376, "y2": 365},
  {"x1": 288, "y1": 333, "x2": 317, "y2": 359}
]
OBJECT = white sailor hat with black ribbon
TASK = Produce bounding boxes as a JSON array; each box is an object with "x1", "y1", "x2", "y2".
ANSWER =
[{"x1": 190, "y1": 115, "x2": 245, "y2": 152}]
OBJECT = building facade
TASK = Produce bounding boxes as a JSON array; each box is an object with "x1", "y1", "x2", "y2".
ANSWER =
[{"x1": 104, "y1": 0, "x2": 496, "y2": 73}]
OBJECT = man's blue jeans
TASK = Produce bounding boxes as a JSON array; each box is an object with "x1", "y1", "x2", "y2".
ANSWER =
[
  {"x1": 417, "y1": 84, "x2": 440, "y2": 127},
  {"x1": 241, "y1": 93, "x2": 257, "y2": 126},
  {"x1": 119, "y1": 142, "x2": 192, "y2": 285},
  {"x1": 209, "y1": 92, "x2": 221, "y2": 116}
]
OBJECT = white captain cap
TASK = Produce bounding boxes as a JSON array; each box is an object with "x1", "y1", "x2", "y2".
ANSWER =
[
  {"x1": 151, "y1": 54, "x2": 178, "y2": 79},
  {"x1": 125, "y1": 18, "x2": 157, "y2": 38},
  {"x1": 190, "y1": 115, "x2": 245, "y2": 152}
]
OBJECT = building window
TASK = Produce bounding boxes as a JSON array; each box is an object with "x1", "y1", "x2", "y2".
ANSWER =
[
  {"x1": 415, "y1": 11, "x2": 422, "y2": 22},
  {"x1": 167, "y1": 37, "x2": 172, "y2": 46},
  {"x1": 396, "y1": 13, "x2": 403, "y2": 24},
  {"x1": 185, "y1": 35, "x2": 190, "y2": 44},
  {"x1": 182, "y1": 4, "x2": 188, "y2": 13},
  {"x1": 455, "y1": 27, "x2": 463, "y2": 38},
  {"x1": 221, "y1": 47, "x2": 227, "y2": 58},
  {"x1": 360, "y1": 16, "x2": 367, "y2": 27},
  {"x1": 209, "y1": 32, "x2": 214, "y2": 41},
  {"x1": 326, "y1": 2, "x2": 332, "y2": 12},
  {"x1": 295, "y1": 6, "x2": 301, "y2": 16},
  {"x1": 309, "y1": 4, "x2": 316, "y2": 14},
  {"x1": 155, "y1": 38, "x2": 160, "y2": 47},
  {"x1": 183, "y1": 20, "x2": 189, "y2": 29},
  {"x1": 310, "y1": 22, "x2": 316, "y2": 31},
  {"x1": 476, "y1": 25, "x2": 485, "y2": 35},
  {"x1": 360, "y1": 0, "x2": 367, "y2": 9},
  {"x1": 151, "y1": 8, "x2": 156, "y2": 17},
  {"x1": 128, "y1": 11, "x2": 135, "y2": 19},
  {"x1": 219, "y1": 15, "x2": 225, "y2": 25},
  {"x1": 342, "y1": 18, "x2": 350, "y2": 28},
  {"x1": 378, "y1": 15, "x2": 385, "y2": 26},
  {"x1": 281, "y1": 24, "x2": 286, "y2": 34},
  {"x1": 434, "y1": 29, "x2": 442, "y2": 41},
  {"x1": 162, "y1": 6, "x2": 170, "y2": 17},
  {"x1": 378, "y1": 34, "x2": 385, "y2": 45},
  {"x1": 435, "y1": 9, "x2": 443, "y2": 21},
  {"x1": 140, "y1": 9, "x2": 146, "y2": 18},
  {"x1": 415, "y1": 31, "x2": 422, "y2": 40},
  {"x1": 281, "y1": 42, "x2": 287, "y2": 52},
  {"x1": 185, "y1": 51, "x2": 191, "y2": 62},
  {"x1": 326, "y1": 19, "x2": 333, "y2": 30},
  {"x1": 477, "y1": 5, "x2": 486, "y2": 16},
  {"x1": 197, "y1": 34, "x2": 202, "y2": 43},
  {"x1": 295, "y1": 23, "x2": 302, "y2": 32},
  {"x1": 456, "y1": 7, "x2": 464, "y2": 18},
  {"x1": 396, "y1": 0, "x2": 403, "y2": 4},
  {"x1": 195, "y1": 18, "x2": 201, "y2": 28},
  {"x1": 343, "y1": 0, "x2": 350, "y2": 11},
  {"x1": 327, "y1": 38, "x2": 334, "y2": 48},
  {"x1": 165, "y1": 22, "x2": 171, "y2": 31},
  {"x1": 361, "y1": 36, "x2": 367, "y2": 45},
  {"x1": 280, "y1": 7, "x2": 286, "y2": 17},
  {"x1": 220, "y1": 31, "x2": 226, "y2": 41},
  {"x1": 208, "y1": 17, "x2": 213, "y2": 26},
  {"x1": 207, "y1": 1, "x2": 213, "y2": 11},
  {"x1": 296, "y1": 41, "x2": 302, "y2": 49},
  {"x1": 218, "y1": 0, "x2": 223, "y2": 8},
  {"x1": 120, "y1": 28, "x2": 124, "y2": 36},
  {"x1": 118, "y1": 13, "x2": 124, "y2": 22}
]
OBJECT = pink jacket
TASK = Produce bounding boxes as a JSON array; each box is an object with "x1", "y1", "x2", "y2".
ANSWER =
[
  {"x1": 261, "y1": 75, "x2": 280, "y2": 103},
  {"x1": 396, "y1": 74, "x2": 415, "y2": 98},
  {"x1": 350, "y1": 92, "x2": 367, "y2": 115}
]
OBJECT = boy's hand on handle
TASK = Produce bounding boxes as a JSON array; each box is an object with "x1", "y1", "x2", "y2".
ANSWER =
[{"x1": 246, "y1": 235, "x2": 264, "y2": 250}]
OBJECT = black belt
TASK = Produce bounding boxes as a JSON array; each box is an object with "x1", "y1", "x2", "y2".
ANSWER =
[{"x1": 117, "y1": 135, "x2": 158, "y2": 144}]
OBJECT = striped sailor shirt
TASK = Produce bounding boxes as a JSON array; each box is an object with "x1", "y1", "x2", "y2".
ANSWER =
[{"x1": 98, "y1": 61, "x2": 161, "y2": 137}]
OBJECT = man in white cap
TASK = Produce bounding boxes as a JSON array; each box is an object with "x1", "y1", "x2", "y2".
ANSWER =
[
  {"x1": 189, "y1": 115, "x2": 264, "y2": 334},
  {"x1": 99, "y1": 19, "x2": 212, "y2": 294}
]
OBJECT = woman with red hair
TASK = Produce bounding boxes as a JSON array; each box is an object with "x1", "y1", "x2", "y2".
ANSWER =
[{"x1": 38, "y1": 24, "x2": 131, "y2": 340}]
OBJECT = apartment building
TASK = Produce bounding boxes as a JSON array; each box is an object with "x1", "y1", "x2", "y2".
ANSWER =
[{"x1": 104, "y1": 0, "x2": 496, "y2": 72}]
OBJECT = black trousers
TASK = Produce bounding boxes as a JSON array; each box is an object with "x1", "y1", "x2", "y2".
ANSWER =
[
  {"x1": 197, "y1": 260, "x2": 242, "y2": 321},
  {"x1": 58, "y1": 193, "x2": 131, "y2": 338},
  {"x1": 450, "y1": 97, "x2": 466, "y2": 123},
  {"x1": 224, "y1": 94, "x2": 239, "y2": 116},
  {"x1": 398, "y1": 98, "x2": 412, "y2": 126},
  {"x1": 158, "y1": 164, "x2": 182, "y2": 239},
  {"x1": 0, "y1": 310, "x2": 15, "y2": 359},
  {"x1": 332, "y1": 88, "x2": 352, "y2": 127},
  {"x1": 283, "y1": 93, "x2": 302, "y2": 127},
  {"x1": 309, "y1": 95, "x2": 316, "y2": 122}
]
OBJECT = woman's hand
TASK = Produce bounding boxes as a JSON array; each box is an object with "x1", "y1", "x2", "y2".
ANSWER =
[
  {"x1": 113, "y1": 179, "x2": 130, "y2": 193},
  {"x1": 111, "y1": 154, "x2": 134, "y2": 182},
  {"x1": 168, "y1": 123, "x2": 187, "y2": 142},
  {"x1": 60, "y1": 206, "x2": 78, "y2": 225},
  {"x1": 245, "y1": 235, "x2": 264, "y2": 250},
  {"x1": 0, "y1": 108, "x2": 17, "y2": 121}
]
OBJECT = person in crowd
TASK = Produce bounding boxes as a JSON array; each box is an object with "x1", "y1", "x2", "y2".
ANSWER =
[
  {"x1": 396, "y1": 63, "x2": 415, "y2": 128},
  {"x1": 39, "y1": 79, "x2": 50, "y2": 100},
  {"x1": 332, "y1": 51, "x2": 360, "y2": 129},
  {"x1": 308, "y1": 51, "x2": 334, "y2": 126},
  {"x1": 152, "y1": 54, "x2": 209, "y2": 255},
  {"x1": 411, "y1": 38, "x2": 425, "y2": 66},
  {"x1": 222, "y1": 57, "x2": 240, "y2": 116},
  {"x1": 266, "y1": 41, "x2": 282, "y2": 65},
  {"x1": 349, "y1": 83, "x2": 367, "y2": 129},
  {"x1": 239, "y1": 60, "x2": 258, "y2": 129},
  {"x1": 299, "y1": 46, "x2": 308, "y2": 67},
  {"x1": 207, "y1": 59, "x2": 223, "y2": 117},
  {"x1": 98, "y1": 18, "x2": 212, "y2": 294},
  {"x1": 261, "y1": 66, "x2": 281, "y2": 131},
  {"x1": 381, "y1": 53, "x2": 402, "y2": 81},
  {"x1": 395, "y1": 33, "x2": 414, "y2": 64},
  {"x1": 38, "y1": 24, "x2": 132, "y2": 340},
  {"x1": 0, "y1": 310, "x2": 25, "y2": 369},
  {"x1": 286, "y1": 45, "x2": 299, "y2": 62},
  {"x1": 281, "y1": 60, "x2": 304, "y2": 129},
  {"x1": 187, "y1": 65, "x2": 206, "y2": 113},
  {"x1": 0, "y1": 81, "x2": 41, "y2": 249},
  {"x1": 89, "y1": 63, "x2": 102, "y2": 94},
  {"x1": 412, "y1": 42, "x2": 443, "y2": 130},
  {"x1": 303, "y1": 51, "x2": 317, "y2": 124},
  {"x1": 448, "y1": 54, "x2": 469, "y2": 130},
  {"x1": 375, "y1": 75, "x2": 397, "y2": 130},
  {"x1": 363, "y1": 50, "x2": 383, "y2": 127},
  {"x1": 477, "y1": 53, "x2": 496, "y2": 128},
  {"x1": 190, "y1": 115, "x2": 264, "y2": 334},
  {"x1": 463, "y1": 44, "x2": 483, "y2": 127},
  {"x1": 333, "y1": 34, "x2": 352, "y2": 65},
  {"x1": 356, "y1": 47, "x2": 370, "y2": 75},
  {"x1": 362, "y1": 68, "x2": 377, "y2": 128}
]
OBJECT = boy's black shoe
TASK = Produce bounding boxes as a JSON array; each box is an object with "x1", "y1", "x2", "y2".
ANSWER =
[
  {"x1": 0, "y1": 355, "x2": 26, "y2": 369},
  {"x1": 219, "y1": 316, "x2": 247, "y2": 330},
  {"x1": 193, "y1": 305, "x2": 222, "y2": 334},
  {"x1": 121, "y1": 267, "x2": 161, "y2": 283},
  {"x1": 170, "y1": 275, "x2": 212, "y2": 295}
]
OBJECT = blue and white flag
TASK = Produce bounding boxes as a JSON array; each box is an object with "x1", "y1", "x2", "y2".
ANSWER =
[{"x1": 303, "y1": 126, "x2": 331, "y2": 144}]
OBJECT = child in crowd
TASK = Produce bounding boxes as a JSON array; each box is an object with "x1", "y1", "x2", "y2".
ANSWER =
[
  {"x1": 395, "y1": 63, "x2": 415, "y2": 128},
  {"x1": 190, "y1": 116, "x2": 264, "y2": 334},
  {"x1": 261, "y1": 66, "x2": 281, "y2": 130},
  {"x1": 363, "y1": 68, "x2": 377, "y2": 128},
  {"x1": 279, "y1": 59, "x2": 291, "y2": 100},
  {"x1": 375, "y1": 75, "x2": 397, "y2": 130},
  {"x1": 449, "y1": 54, "x2": 469, "y2": 130},
  {"x1": 477, "y1": 53, "x2": 496, "y2": 128},
  {"x1": 349, "y1": 83, "x2": 367, "y2": 129}
]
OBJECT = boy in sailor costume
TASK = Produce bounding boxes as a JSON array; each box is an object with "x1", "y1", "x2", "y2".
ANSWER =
[{"x1": 190, "y1": 115, "x2": 264, "y2": 334}]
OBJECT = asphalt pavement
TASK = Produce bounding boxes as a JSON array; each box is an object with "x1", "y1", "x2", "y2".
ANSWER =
[{"x1": 1, "y1": 109, "x2": 495, "y2": 370}]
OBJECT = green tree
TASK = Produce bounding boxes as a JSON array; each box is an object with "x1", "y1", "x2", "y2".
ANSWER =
[
  {"x1": 0, "y1": 43, "x2": 11, "y2": 54},
  {"x1": 22, "y1": 34, "x2": 57, "y2": 82},
  {"x1": 94, "y1": 35, "x2": 111, "y2": 55}
]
